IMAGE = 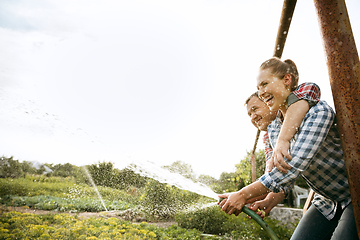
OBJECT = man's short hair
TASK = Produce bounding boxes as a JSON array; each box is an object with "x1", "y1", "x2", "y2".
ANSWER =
[{"x1": 244, "y1": 92, "x2": 259, "y2": 106}]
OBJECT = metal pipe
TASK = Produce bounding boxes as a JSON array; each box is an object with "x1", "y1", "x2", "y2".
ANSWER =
[
  {"x1": 273, "y1": 0, "x2": 297, "y2": 58},
  {"x1": 313, "y1": 0, "x2": 360, "y2": 237}
]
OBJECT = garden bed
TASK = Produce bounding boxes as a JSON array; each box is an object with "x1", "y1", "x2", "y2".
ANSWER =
[{"x1": 0, "y1": 205, "x2": 177, "y2": 228}]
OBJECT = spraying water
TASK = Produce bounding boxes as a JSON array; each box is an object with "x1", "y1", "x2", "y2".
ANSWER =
[
  {"x1": 126, "y1": 159, "x2": 219, "y2": 200},
  {"x1": 82, "y1": 166, "x2": 108, "y2": 211}
]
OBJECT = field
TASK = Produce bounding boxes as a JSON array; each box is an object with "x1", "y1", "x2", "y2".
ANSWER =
[{"x1": 0, "y1": 159, "x2": 296, "y2": 239}]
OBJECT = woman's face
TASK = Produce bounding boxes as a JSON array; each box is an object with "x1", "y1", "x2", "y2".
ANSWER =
[{"x1": 256, "y1": 68, "x2": 291, "y2": 113}]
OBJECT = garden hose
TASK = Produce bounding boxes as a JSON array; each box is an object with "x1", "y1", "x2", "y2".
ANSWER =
[
  {"x1": 241, "y1": 206, "x2": 279, "y2": 240},
  {"x1": 219, "y1": 198, "x2": 279, "y2": 240}
]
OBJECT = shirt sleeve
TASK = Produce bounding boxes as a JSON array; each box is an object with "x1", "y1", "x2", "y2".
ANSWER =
[
  {"x1": 287, "y1": 82, "x2": 321, "y2": 109},
  {"x1": 263, "y1": 132, "x2": 272, "y2": 165},
  {"x1": 260, "y1": 101, "x2": 335, "y2": 193},
  {"x1": 263, "y1": 131, "x2": 291, "y2": 196}
]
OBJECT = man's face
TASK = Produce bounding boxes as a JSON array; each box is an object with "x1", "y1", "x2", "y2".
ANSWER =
[{"x1": 246, "y1": 96, "x2": 277, "y2": 131}]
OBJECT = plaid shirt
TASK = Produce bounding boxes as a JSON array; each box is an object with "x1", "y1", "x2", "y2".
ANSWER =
[
  {"x1": 263, "y1": 132, "x2": 272, "y2": 163},
  {"x1": 287, "y1": 82, "x2": 321, "y2": 108},
  {"x1": 260, "y1": 99, "x2": 351, "y2": 220},
  {"x1": 264, "y1": 82, "x2": 321, "y2": 163}
]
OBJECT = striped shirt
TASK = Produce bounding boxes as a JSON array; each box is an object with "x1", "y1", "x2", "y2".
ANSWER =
[{"x1": 260, "y1": 97, "x2": 351, "y2": 220}]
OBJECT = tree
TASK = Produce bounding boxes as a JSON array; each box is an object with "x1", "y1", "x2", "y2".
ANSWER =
[
  {"x1": 235, "y1": 150, "x2": 266, "y2": 187},
  {"x1": 162, "y1": 160, "x2": 197, "y2": 181},
  {"x1": 197, "y1": 174, "x2": 217, "y2": 186},
  {"x1": 87, "y1": 161, "x2": 118, "y2": 188},
  {"x1": 117, "y1": 167, "x2": 147, "y2": 189},
  {"x1": 214, "y1": 171, "x2": 245, "y2": 193},
  {"x1": 46, "y1": 163, "x2": 87, "y2": 183},
  {"x1": 0, "y1": 156, "x2": 24, "y2": 178},
  {"x1": 21, "y1": 161, "x2": 38, "y2": 176}
]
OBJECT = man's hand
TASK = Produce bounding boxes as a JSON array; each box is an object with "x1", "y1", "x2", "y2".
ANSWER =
[
  {"x1": 248, "y1": 191, "x2": 285, "y2": 219},
  {"x1": 248, "y1": 199, "x2": 272, "y2": 219},
  {"x1": 272, "y1": 139, "x2": 292, "y2": 173}
]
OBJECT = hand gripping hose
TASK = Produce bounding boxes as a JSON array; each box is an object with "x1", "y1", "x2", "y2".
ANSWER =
[
  {"x1": 218, "y1": 198, "x2": 279, "y2": 240},
  {"x1": 241, "y1": 206, "x2": 279, "y2": 240}
]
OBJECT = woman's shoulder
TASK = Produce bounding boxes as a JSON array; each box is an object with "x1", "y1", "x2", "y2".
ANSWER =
[
  {"x1": 294, "y1": 82, "x2": 321, "y2": 94},
  {"x1": 309, "y1": 100, "x2": 335, "y2": 115},
  {"x1": 296, "y1": 82, "x2": 320, "y2": 89}
]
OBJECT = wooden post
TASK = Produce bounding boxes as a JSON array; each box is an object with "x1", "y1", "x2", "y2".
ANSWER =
[{"x1": 251, "y1": 129, "x2": 261, "y2": 182}]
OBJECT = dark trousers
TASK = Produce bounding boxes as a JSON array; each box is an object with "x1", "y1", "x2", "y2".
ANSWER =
[{"x1": 291, "y1": 203, "x2": 358, "y2": 240}]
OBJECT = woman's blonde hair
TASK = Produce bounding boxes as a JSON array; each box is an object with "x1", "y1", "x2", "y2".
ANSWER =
[{"x1": 259, "y1": 57, "x2": 299, "y2": 91}]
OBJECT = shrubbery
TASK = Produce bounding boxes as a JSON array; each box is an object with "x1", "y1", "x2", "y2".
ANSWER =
[
  {"x1": 0, "y1": 157, "x2": 298, "y2": 239},
  {"x1": 0, "y1": 177, "x2": 139, "y2": 211},
  {"x1": 141, "y1": 179, "x2": 205, "y2": 221},
  {"x1": 0, "y1": 211, "x2": 220, "y2": 240},
  {"x1": 86, "y1": 162, "x2": 148, "y2": 190},
  {"x1": 1, "y1": 195, "x2": 131, "y2": 212},
  {"x1": 175, "y1": 204, "x2": 295, "y2": 240}
]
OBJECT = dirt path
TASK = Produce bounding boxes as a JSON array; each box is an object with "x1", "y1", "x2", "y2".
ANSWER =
[{"x1": 0, "y1": 206, "x2": 177, "y2": 228}]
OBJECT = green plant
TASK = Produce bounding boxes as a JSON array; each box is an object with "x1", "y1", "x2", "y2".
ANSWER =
[
  {"x1": 235, "y1": 150, "x2": 266, "y2": 187},
  {"x1": 142, "y1": 179, "x2": 176, "y2": 220},
  {"x1": 0, "y1": 156, "x2": 25, "y2": 178},
  {"x1": 141, "y1": 179, "x2": 208, "y2": 221},
  {"x1": 175, "y1": 204, "x2": 231, "y2": 235},
  {"x1": 175, "y1": 204, "x2": 296, "y2": 239},
  {"x1": 0, "y1": 211, "x2": 220, "y2": 240}
]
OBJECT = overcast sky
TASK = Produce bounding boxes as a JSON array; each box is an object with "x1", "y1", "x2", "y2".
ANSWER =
[{"x1": 0, "y1": 0, "x2": 359, "y2": 178}]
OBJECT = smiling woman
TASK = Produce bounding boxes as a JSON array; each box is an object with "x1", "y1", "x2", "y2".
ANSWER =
[{"x1": 256, "y1": 58, "x2": 299, "y2": 114}]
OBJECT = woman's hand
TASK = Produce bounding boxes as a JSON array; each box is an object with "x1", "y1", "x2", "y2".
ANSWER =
[
  {"x1": 271, "y1": 139, "x2": 292, "y2": 173},
  {"x1": 219, "y1": 181, "x2": 270, "y2": 216},
  {"x1": 218, "y1": 192, "x2": 246, "y2": 216}
]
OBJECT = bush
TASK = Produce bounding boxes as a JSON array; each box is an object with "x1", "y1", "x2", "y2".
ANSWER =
[
  {"x1": 175, "y1": 204, "x2": 295, "y2": 239},
  {"x1": 175, "y1": 203, "x2": 231, "y2": 235},
  {"x1": 0, "y1": 156, "x2": 25, "y2": 178},
  {"x1": 1, "y1": 177, "x2": 131, "y2": 199},
  {"x1": 142, "y1": 179, "x2": 177, "y2": 220},
  {"x1": 86, "y1": 162, "x2": 148, "y2": 190},
  {"x1": 0, "y1": 177, "x2": 76, "y2": 198},
  {"x1": 0, "y1": 177, "x2": 140, "y2": 210},
  {"x1": 141, "y1": 179, "x2": 209, "y2": 221},
  {"x1": 45, "y1": 163, "x2": 87, "y2": 184},
  {"x1": 0, "y1": 178, "x2": 29, "y2": 197}
]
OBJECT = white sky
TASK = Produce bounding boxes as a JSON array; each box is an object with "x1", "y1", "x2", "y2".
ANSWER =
[{"x1": 0, "y1": 0, "x2": 359, "y2": 178}]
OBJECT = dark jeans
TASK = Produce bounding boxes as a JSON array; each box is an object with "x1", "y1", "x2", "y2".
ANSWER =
[{"x1": 291, "y1": 203, "x2": 358, "y2": 240}]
